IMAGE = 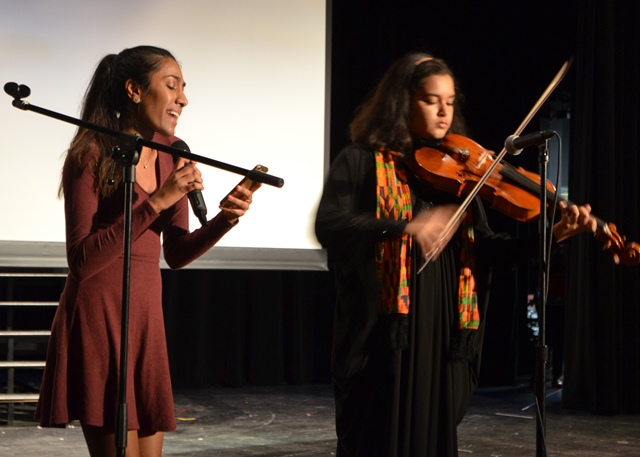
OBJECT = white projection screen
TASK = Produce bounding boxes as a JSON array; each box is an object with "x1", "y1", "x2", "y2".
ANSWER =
[{"x1": 0, "y1": 0, "x2": 329, "y2": 270}]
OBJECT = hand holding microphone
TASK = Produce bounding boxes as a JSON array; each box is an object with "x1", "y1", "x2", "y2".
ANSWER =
[{"x1": 171, "y1": 140, "x2": 208, "y2": 227}]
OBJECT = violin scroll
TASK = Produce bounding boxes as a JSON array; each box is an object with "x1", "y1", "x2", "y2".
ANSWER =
[{"x1": 596, "y1": 222, "x2": 640, "y2": 266}]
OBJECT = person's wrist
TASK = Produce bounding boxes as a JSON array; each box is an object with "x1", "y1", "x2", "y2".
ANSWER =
[{"x1": 148, "y1": 196, "x2": 165, "y2": 213}]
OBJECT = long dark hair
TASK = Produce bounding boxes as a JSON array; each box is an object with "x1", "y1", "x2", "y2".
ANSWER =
[
  {"x1": 349, "y1": 52, "x2": 468, "y2": 154},
  {"x1": 60, "y1": 45, "x2": 176, "y2": 198}
]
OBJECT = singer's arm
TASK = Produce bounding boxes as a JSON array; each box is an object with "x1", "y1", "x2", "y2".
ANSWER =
[
  {"x1": 161, "y1": 211, "x2": 237, "y2": 270},
  {"x1": 131, "y1": 152, "x2": 238, "y2": 270},
  {"x1": 159, "y1": 147, "x2": 238, "y2": 270},
  {"x1": 149, "y1": 135, "x2": 240, "y2": 269},
  {"x1": 63, "y1": 144, "x2": 239, "y2": 278},
  {"x1": 63, "y1": 146, "x2": 164, "y2": 280}
]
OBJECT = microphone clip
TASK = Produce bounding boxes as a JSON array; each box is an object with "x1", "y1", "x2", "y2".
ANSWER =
[{"x1": 4, "y1": 82, "x2": 32, "y2": 109}]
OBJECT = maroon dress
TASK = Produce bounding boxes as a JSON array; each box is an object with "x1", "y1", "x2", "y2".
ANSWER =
[{"x1": 35, "y1": 134, "x2": 236, "y2": 431}]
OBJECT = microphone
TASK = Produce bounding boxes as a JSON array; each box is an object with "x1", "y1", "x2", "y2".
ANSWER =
[
  {"x1": 504, "y1": 131, "x2": 555, "y2": 155},
  {"x1": 171, "y1": 140, "x2": 208, "y2": 227}
]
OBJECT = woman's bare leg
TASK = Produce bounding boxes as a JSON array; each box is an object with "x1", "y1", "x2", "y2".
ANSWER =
[
  {"x1": 137, "y1": 430, "x2": 164, "y2": 457},
  {"x1": 81, "y1": 424, "x2": 164, "y2": 457}
]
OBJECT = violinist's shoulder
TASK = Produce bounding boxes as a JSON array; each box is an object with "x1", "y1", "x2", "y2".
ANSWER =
[
  {"x1": 342, "y1": 142, "x2": 371, "y2": 155},
  {"x1": 332, "y1": 143, "x2": 375, "y2": 166}
]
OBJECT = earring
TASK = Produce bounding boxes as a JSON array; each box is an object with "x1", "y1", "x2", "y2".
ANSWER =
[{"x1": 133, "y1": 96, "x2": 140, "y2": 103}]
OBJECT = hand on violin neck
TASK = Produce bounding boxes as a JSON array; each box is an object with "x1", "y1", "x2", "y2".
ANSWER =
[
  {"x1": 552, "y1": 201, "x2": 597, "y2": 243},
  {"x1": 405, "y1": 204, "x2": 462, "y2": 260}
]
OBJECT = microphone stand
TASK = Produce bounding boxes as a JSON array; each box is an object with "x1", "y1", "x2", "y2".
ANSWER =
[
  {"x1": 534, "y1": 140, "x2": 551, "y2": 457},
  {"x1": 4, "y1": 83, "x2": 284, "y2": 457}
]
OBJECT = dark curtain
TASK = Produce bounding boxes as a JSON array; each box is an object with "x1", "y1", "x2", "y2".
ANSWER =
[
  {"x1": 563, "y1": 0, "x2": 640, "y2": 413},
  {"x1": 161, "y1": 269, "x2": 335, "y2": 388}
]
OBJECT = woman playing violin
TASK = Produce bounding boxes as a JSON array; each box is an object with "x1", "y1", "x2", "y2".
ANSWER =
[{"x1": 315, "y1": 52, "x2": 596, "y2": 457}]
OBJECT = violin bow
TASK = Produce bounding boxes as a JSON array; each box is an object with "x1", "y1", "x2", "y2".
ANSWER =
[{"x1": 418, "y1": 58, "x2": 574, "y2": 273}]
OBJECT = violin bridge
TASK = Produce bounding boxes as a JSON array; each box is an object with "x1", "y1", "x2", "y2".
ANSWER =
[{"x1": 476, "y1": 151, "x2": 490, "y2": 169}]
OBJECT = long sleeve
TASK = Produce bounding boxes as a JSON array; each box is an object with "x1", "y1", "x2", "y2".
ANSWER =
[
  {"x1": 63, "y1": 148, "x2": 162, "y2": 280},
  {"x1": 315, "y1": 144, "x2": 408, "y2": 258},
  {"x1": 62, "y1": 139, "x2": 239, "y2": 279},
  {"x1": 151, "y1": 134, "x2": 237, "y2": 269},
  {"x1": 315, "y1": 144, "x2": 412, "y2": 378},
  {"x1": 161, "y1": 210, "x2": 236, "y2": 269}
]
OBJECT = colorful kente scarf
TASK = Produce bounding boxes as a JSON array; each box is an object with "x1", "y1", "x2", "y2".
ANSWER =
[
  {"x1": 375, "y1": 150, "x2": 412, "y2": 314},
  {"x1": 375, "y1": 149, "x2": 480, "y2": 332},
  {"x1": 458, "y1": 212, "x2": 480, "y2": 330}
]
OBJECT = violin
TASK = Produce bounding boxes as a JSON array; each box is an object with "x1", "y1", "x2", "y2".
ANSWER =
[{"x1": 410, "y1": 133, "x2": 640, "y2": 266}]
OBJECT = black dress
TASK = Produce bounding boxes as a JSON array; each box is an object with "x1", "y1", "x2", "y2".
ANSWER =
[{"x1": 315, "y1": 143, "x2": 537, "y2": 457}]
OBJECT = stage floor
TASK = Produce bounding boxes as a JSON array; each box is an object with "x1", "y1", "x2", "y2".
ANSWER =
[{"x1": 1, "y1": 383, "x2": 639, "y2": 456}]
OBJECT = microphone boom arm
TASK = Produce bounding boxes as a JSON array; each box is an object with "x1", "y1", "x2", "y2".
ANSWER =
[{"x1": 4, "y1": 84, "x2": 285, "y2": 188}]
